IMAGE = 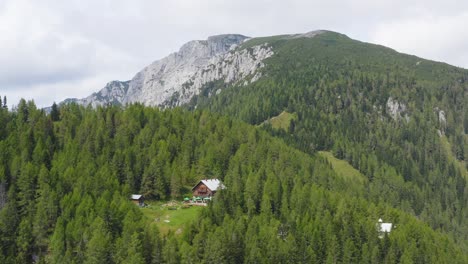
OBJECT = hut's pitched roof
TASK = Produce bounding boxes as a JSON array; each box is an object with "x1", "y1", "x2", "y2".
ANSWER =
[
  {"x1": 378, "y1": 218, "x2": 393, "y2": 232},
  {"x1": 192, "y1": 179, "x2": 225, "y2": 191},
  {"x1": 131, "y1": 194, "x2": 143, "y2": 200}
]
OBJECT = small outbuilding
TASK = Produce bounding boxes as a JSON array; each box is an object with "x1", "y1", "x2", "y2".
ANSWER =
[
  {"x1": 130, "y1": 194, "x2": 145, "y2": 207},
  {"x1": 377, "y1": 218, "x2": 393, "y2": 238},
  {"x1": 192, "y1": 179, "x2": 225, "y2": 198}
]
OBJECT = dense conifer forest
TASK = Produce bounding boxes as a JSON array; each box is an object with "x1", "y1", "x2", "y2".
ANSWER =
[
  {"x1": 0, "y1": 100, "x2": 465, "y2": 263},
  {"x1": 0, "y1": 31, "x2": 467, "y2": 263}
]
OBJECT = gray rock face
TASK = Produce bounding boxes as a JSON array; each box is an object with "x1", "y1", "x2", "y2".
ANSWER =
[
  {"x1": 60, "y1": 31, "x2": 324, "y2": 108},
  {"x1": 66, "y1": 34, "x2": 275, "y2": 108},
  {"x1": 73, "y1": 81, "x2": 130, "y2": 107},
  {"x1": 122, "y1": 34, "x2": 253, "y2": 106},
  {"x1": 435, "y1": 107, "x2": 447, "y2": 135},
  {"x1": 62, "y1": 81, "x2": 129, "y2": 107},
  {"x1": 387, "y1": 97, "x2": 408, "y2": 121},
  {"x1": 171, "y1": 43, "x2": 274, "y2": 106},
  {"x1": 438, "y1": 110, "x2": 446, "y2": 126}
]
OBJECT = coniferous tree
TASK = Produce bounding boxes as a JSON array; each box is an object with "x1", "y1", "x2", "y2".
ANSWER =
[{"x1": 50, "y1": 102, "x2": 60, "y2": 122}]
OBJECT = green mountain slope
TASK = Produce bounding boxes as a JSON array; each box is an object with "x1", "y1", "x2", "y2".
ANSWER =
[
  {"x1": 188, "y1": 31, "x2": 468, "y2": 250},
  {"x1": 318, "y1": 151, "x2": 367, "y2": 184},
  {"x1": 0, "y1": 101, "x2": 465, "y2": 263}
]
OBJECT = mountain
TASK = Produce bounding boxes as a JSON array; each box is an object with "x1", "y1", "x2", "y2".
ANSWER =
[
  {"x1": 59, "y1": 32, "x2": 467, "y2": 251},
  {"x1": 60, "y1": 31, "x2": 330, "y2": 108},
  {"x1": 65, "y1": 33, "x2": 269, "y2": 107},
  {"x1": 188, "y1": 30, "x2": 468, "y2": 252}
]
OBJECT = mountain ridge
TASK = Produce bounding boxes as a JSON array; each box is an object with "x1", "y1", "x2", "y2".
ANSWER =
[
  {"x1": 58, "y1": 30, "x2": 468, "y2": 110},
  {"x1": 62, "y1": 33, "x2": 255, "y2": 107},
  {"x1": 59, "y1": 31, "x2": 334, "y2": 108}
]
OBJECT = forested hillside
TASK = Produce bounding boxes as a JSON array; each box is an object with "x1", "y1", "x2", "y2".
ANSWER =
[
  {"x1": 0, "y1": 101, "x2": 465, "y2": 263},
  {"x1": 189, "y1": 32, "x2": 468, "y2": 251}
]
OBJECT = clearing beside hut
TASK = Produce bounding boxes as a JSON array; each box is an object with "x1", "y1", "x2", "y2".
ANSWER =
[{"x1": 140, "y1": 201, "x2": 203, "y2": 235}]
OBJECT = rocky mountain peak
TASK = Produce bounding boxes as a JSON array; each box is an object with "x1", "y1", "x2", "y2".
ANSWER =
[
  {"x1": 59, "y1": 33, "x2": 267, "y2": 108},
  {"x1": 176, "y1": 34, "x2": 249, "y2": 63},
  {"x1": 206, "y1": 34, "x2": 249, "y2": 53}
]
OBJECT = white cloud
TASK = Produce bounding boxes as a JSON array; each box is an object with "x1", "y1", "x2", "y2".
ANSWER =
[
  {"x1": 4, "y1": 74, "x2": 114, "y2": 110},
  {"x1": 0, "y1": 0, "x2": 144, "y2": 107},
  {"x1": 0, "y1": 0, "x2": 467, "y2": 107},
  {"x1": 371, "y1": 12, "x2": 468, "y2": 68}
]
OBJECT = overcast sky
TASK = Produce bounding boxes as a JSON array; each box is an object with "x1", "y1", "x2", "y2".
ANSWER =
[{"x1": 1, "y1": 0, "x2": 467, "y2": 108}]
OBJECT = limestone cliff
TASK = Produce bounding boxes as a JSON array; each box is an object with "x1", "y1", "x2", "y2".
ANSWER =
[{"x1": 61, "y1": 31, "x2": 324, "y2": 108}]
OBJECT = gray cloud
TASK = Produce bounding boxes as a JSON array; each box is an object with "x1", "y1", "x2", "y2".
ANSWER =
[{"x1": 1, "y1": 0, "x2": 467, "y2": 107}]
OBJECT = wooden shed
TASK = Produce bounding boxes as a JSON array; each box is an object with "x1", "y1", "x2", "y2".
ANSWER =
[{"x1": 130, "y1": 194, "x2": 144, "y2": 206}]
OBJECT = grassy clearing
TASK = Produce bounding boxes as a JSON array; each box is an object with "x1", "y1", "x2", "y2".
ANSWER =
[
  {"x1": 440, "y1": 136, "x2": 468, "y2": 180},
  {"x1": 264, "y1": 111, "x2": 296, "y2": 131},
  {"x1": 140, "y1": 201, "x2": 204, "y2": 235},
  {"x1": 318, "y1": 151, "x2": 367, "y2": 184}
]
